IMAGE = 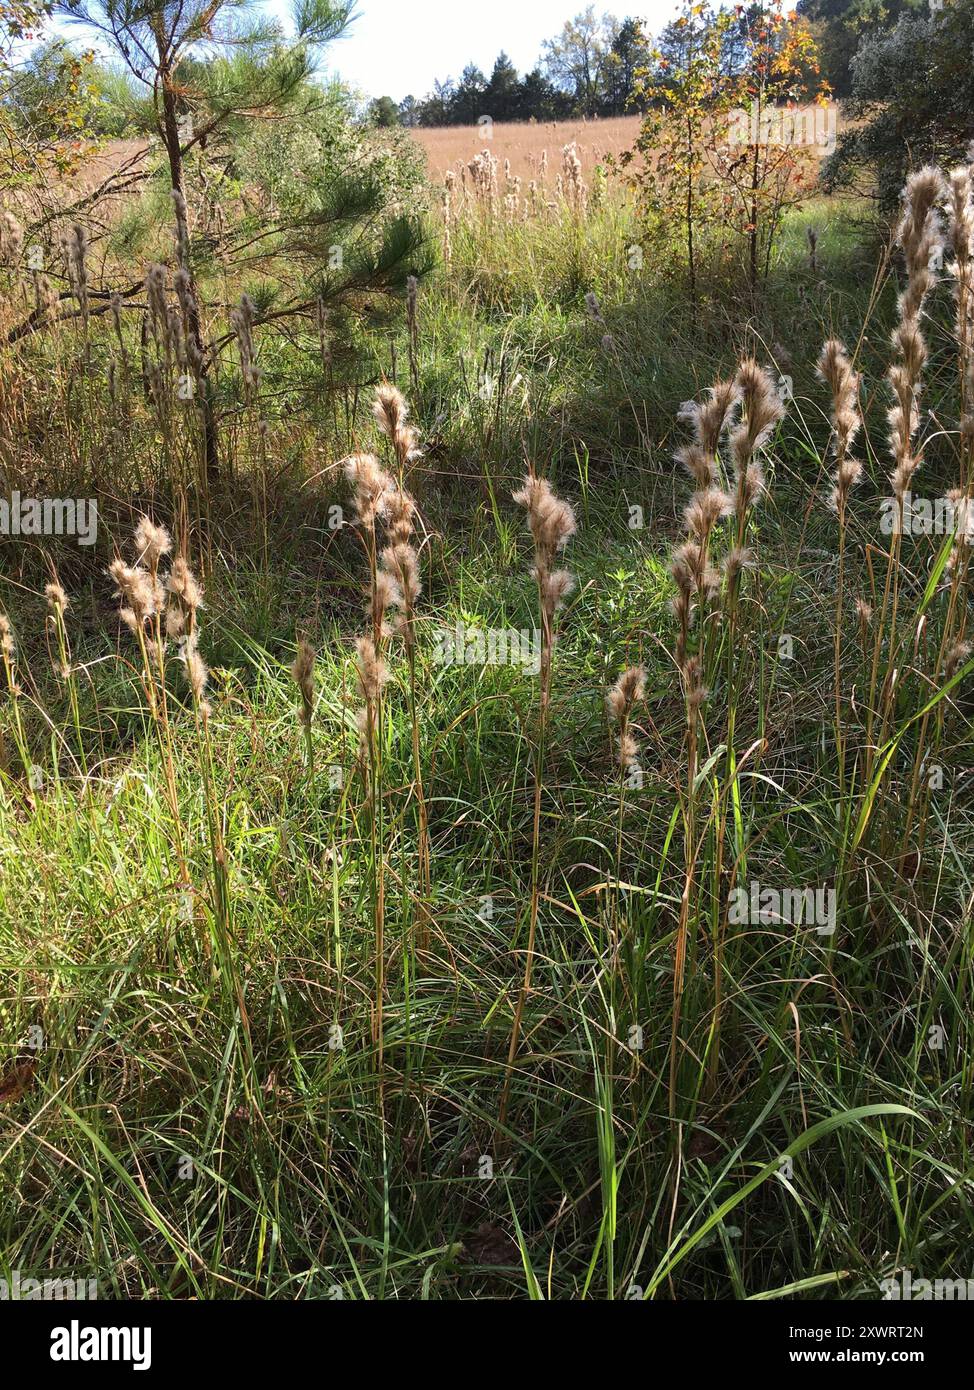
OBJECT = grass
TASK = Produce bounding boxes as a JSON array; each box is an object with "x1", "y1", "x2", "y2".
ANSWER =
[
  {"x1": 413, "y1": 115, "x2": 642, "y2": 183},
  {"x1": 1, "y1": 159, "x2": 974, "y2": 1301}
]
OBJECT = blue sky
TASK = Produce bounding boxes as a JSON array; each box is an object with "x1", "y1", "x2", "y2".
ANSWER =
[
  {"x1": 315, "y1": 0, "x2": 677, "y2": 102},
  {"x1": 34, "y1": 0, "x2": 680, "y2": 103}
]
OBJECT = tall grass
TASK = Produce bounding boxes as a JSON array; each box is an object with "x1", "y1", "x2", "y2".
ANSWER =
[{"x1": 1, "y1": 151, "x2": 973, "y2": 1300}]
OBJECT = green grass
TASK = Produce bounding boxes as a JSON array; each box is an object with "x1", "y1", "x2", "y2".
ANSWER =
[{"x1": 2, "y1": 185, "x2": 973, "y2": 1300}]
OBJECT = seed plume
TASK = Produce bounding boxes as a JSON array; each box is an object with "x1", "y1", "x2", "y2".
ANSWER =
[
  {"x1": 291, "y1": 640, "x2": 316, "y2": 729},
  {"x1": 607, "y1": 664, "x2": 646, "y2": 771}
]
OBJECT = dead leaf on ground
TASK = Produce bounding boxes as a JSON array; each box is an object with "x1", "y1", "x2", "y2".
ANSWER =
[{"x1": 0, "y1": 1058, "x2": 37, "y2": 1106}]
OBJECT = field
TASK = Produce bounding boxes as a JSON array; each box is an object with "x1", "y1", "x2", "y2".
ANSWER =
[
  {"x1": 412, "y1": 115, "x2": 642, "y2": 181},
  {"x1": 2, "y1": 91, "x2": 974, "y2": 1309}
]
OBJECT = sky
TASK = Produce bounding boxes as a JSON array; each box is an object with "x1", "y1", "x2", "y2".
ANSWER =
[
  {"x1": 28, "y1": 0, "x2": 681, "y2": 103},
  {"x1": 313, "y1": 0, "x2": 679, "y2": 102}
]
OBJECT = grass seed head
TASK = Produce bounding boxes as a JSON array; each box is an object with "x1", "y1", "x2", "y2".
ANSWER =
[
  {"x1": 109, "y1": 560, "x2": 157, "y2": 628},
  {"x1": 381, "y1": 543, "x2": 421, "y2": 606},
  {"x1": 607, "y1": 665, "x2": 646, "y2": 724},
  {"x1": 724, "y1": 546, "x2": 756, "y2": 581},
  {"x1": 167, "y1": 557, "x2": 203, "y2": 616},
  {"x1": 945, "y1": 639, "x2": 972, "y2": 679},
  {"x1": 291, "y1": 640, "x2": 316, "y2": 728},
  {"x1": 134, "y1": 517, "x2": 172, "y2": 570},
  {"x1": 355, "y1": 635, "x2": 389, "y2": 702},
  {"x1": 373, "y1": 383, "x2": 408, "y2": 442},
  {"x1": 731, "y1": 358, "x2": 785, "y2": 469},
  {"x1": 684, "y1": 487, "x2": 733, "y2": 539},
  {"x1": 44, "y1": 583, "x2": 69, "y2": 614},
  {"x1": 513, "y1": 475, "x2": 577, "y2": 567},
  {"x1": 179, "y1": 632, "x2": 210, "y2": 712},
  {"x1": 344, "y1": 452, "x2": 393, "y2": 527}
]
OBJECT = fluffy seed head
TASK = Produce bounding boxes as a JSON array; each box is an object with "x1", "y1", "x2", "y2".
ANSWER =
[
  {"x1": 945, "y1": 639, "x2": 972, "y2": 679},
  {"x1": 109, "y1": 559, "x2": 157, "y2": 626},
  {"x1": 695, "y1": 379, "x2": 740, "y2": 457},
  {"x1": 731, "y1": 358, "x2": 785, "y2": 465},
  {"x1": 292, "y1": 639, "x2": 316, "y2": 727},
  {"x1": 134, "y1": 517, "x2": 172, "y2": 569},
  {"x1": 344, "y1": 452, "x2": 393, "y2": 526},
  {"x1": 167, "y1": 557, "x2": 203, "y2": 614},
  {"x1": 896, "y1": 166, "x2": 946, "y2": 288},
  {"x1": 180, "y1": 632, "x2": 209, "y2": 703},
  {"x1": 675, "y1": 444, "x2": 716, "y2": 488},
  {"x1": 374, "y1": 569, "x2": 402, "y2": 622},
  {"x1": 512, "y1": 475, "x2": 577, "y2": 565},
  {"x1": 831, "y1": 458, "x2": 864, "y2": 511},
  {"x1": 684, "y1": 487, "x2": 733, "y2": 538},
  {"x1": 355, "y1": 635, "x2": 389, "y2": 702},
  {"x1": 0, "y1": 209, "x2": 24, "y2": 265},
  {"x1": 540, "y1": 567, "x2": 575, "y2": 613},
  {"x1": 381, "y1": 543, "x2": 421, "y2": 606},
  {"x1": 670, "y1": 551, "x2": 693, "y2": 596},
  {"x1": 684, "y1": 654, "x2": 708, "y2": 708},
  {"x1": 606, "y1": 665, "x2": 646, "y2": 723},
  {"x1": 44, "y1": 583, "x2": 69, "y2": 614},
  {"x1": 724, "y1": 546, "x2": 756, "y2": 581},
  {"x1": 373, "y1": 384, "x2": 407, "y2": 443},
  {"x1": 383, "y1": 488, "x2": 417, "y2": 544},
  {"x1": 816, "y1": 339, "x2": 862, "y2": 482}
]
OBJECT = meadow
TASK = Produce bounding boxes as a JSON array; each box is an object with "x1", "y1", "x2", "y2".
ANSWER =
[
  {"x1": 1, "y1": 117, "x2": 973, "y2": 1305},
  {"x1": 413, "y1": 114, "x2": 641, "y2": 181}
]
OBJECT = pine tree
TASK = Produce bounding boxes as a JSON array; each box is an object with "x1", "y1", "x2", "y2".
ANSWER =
[{"x1": 48, "y1": 0, "x2": 426, "y2": 482}]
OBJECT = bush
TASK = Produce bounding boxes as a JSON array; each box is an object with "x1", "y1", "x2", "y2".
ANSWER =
[{"x1": 823, "y1": 0, "x2": 974, "y2": 212}]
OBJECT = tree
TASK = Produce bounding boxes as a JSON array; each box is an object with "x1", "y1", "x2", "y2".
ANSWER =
[
  {"x1": 823, "y1": 0, "x2": 974, "y2": 211},
  {"x1": 449, "y1": 63, "x2": 489, "y2": 124},
  {"x1": 541, "y1": 5, "x2": 611, "y2": 116},
  {"x1": 21, "y1": 2, "x2": 430, "y2": 489},
  {"x1": 625, "y1": 1, "x2": 826, "y2": 298},
  {"x1": 397, "y1": 93, "x2": 419, "y2": 126},
  {"x1": 484, "y1": 51, "x2": 520, "y2": 123},
  {"x1": 796, "y1": 0, "x2": 916, "y2": 98},
  {"x1": 416, "y1": 78, "x2": 454, "y2": 126},
  {"x1": 51, "y1": 0, "x2": 353, "y2": 482},
  {"x1": 711, "y1": 1, "x2": 827, "y2": 290},
  {"x1": 3, "y1": 36, "x2": 113, "y2": 134},
  {"x1": 623, "y1": 2, "x2": 734, "y2": 305},
  {"x1": 368, "y1": 94, "x2": 399, "y2": 127},
  {"x1": 601, "y1": 15, "x2": 649, "y2": 114},
  {"x1": 0, "y1": 2, "x2": 98, "y2": 181},
  {"x1": 515, "y1": 67, "x2": 572, "y2": 121}
]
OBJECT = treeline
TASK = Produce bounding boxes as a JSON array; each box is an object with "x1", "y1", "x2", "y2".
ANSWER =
[
  {"x1": 370, "y1": 0, "x2": 940, "y2": 130},
  {"x1": 376, "y1": 9, "x2": 650, "y2": 127},
  {"x1": 796, "y1": 0, "x2": 923, "y2": 98}
]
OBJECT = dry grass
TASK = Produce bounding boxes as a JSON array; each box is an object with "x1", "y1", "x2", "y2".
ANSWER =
[
  {"x1": 3, "y1": 96, "x2": 974, "y2": 1303},
  {"x1": 411, "y1": 115, "x2": 641, "y2": 182}
]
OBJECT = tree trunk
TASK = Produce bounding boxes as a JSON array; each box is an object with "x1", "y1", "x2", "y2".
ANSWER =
[
  {"x1": 157, "y1": 61, "x2": 220, "y2": 487},
  {"x1": 686, "y1": 117, "x2": 696, "y2": 314},
  {"x1": 749, "y1": 93, "x2": 761, "y2": 297}
]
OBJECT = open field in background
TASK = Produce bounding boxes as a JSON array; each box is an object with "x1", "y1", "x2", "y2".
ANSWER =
[
  {"x1": 411, "y1": 110, "x2": 847, "y2": 185},
  {"x1": 413, "y1": 115, "x2": 642, "y2": 180}
]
